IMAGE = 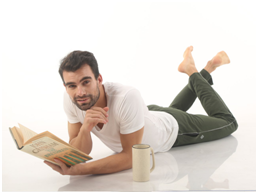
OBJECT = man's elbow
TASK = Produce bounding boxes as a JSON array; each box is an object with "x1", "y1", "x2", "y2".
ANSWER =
[{"x1": 121, "y1": 151, "x2": 133, "y2": 169}]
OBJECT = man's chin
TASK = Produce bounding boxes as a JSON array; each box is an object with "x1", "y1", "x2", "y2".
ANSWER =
[{"x1": 77, "y1": 104, "x2": 91, "y2": 111}]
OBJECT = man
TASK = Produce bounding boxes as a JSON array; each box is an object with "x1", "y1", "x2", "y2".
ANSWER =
[{"x1": 44, "y1": 46, "x2": 238, "y2": 175}]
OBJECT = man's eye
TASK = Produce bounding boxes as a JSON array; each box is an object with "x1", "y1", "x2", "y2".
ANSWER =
[
  {"x1": 68, "y1": 85, "x2": 76, "y2": 88},
  {"x1": 83, "y1": 81, "x2": 89, "y2": 85}
]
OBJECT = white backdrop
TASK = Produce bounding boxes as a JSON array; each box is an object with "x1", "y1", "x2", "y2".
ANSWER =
[{"x1": 1, "y1": 0, "x2": 257, "y2": 150}]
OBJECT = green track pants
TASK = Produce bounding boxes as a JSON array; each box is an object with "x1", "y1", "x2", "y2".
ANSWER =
[{"x1": 147, "y1": 69, "x2": 238, "y2": 147}]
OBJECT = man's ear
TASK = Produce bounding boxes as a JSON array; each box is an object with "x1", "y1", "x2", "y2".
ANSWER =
[{"x1": 97, "y1": 74, "x2": 103, "y2": 85}]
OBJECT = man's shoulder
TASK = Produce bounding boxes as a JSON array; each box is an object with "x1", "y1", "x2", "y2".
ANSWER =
[{"x1": 104, "y1": 82, "x2": 138, "y2": 97}]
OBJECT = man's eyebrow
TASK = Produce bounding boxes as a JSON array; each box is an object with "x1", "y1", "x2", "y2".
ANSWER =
[
  {"x1": 79, "y1": 76, "x2": 92, "y2": 82},
  {"x1": 64, "y1": 76, "x2": 92, "y2": 86}
]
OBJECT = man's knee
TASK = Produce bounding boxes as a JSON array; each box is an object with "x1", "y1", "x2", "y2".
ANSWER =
[
  {"x1": 233, "y1": 119, "x2": 238, "y2": 132},
  {"x1": 221, "y1": 114, "x2": 238, "y2": 134}
]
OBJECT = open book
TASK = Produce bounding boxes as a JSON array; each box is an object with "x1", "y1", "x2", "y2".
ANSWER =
[{"x1": 9, "y1": 124, "x2": 92, "y2": 167}]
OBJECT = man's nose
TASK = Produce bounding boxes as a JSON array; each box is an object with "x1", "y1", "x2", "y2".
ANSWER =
[{"x1": 76, "y1": 85, "x2": 86, "y2": 96}]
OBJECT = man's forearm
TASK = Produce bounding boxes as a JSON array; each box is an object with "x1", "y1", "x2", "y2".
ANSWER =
[
  {"x1": 70, "y1": 129, "x2": 92, "y2": 155},
  {"x1": 79, "y1": 152, "x2": 132, "y2": 175}
]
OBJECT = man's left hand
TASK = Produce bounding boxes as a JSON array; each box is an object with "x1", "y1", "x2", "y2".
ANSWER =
[{"x1": 44, "y1": 159, "x2": 83, "y2": 175}]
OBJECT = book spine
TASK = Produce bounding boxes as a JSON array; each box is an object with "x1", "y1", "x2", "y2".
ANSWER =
[{"x1": 9, "y1": 127, "x2": 24, "y2": 150}]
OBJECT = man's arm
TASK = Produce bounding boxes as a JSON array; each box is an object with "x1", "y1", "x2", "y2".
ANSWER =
[
  {"x1": 44, "y1": 126, "x2": 144, "y2": 175},
  {"x1": 68, "y1": 122, "x2": 93, "y2": 155},
  {"x1": 68, "y1": 107, "x2": 109, "y2": 155},
  {"x1": 80, "y1": 126, "x2": 144, "y2": 174}
]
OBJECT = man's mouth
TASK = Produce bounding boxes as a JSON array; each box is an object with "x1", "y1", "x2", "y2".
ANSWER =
[{"x1": 77, "y1": 98, "x2": 89, "y2": 103}]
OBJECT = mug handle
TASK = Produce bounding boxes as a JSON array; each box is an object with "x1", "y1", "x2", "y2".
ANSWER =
[{"x1": 150, "y1": 147, "x2": 155, "y2": 173}]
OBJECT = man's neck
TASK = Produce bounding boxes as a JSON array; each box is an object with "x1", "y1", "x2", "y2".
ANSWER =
[{"x1": 95, "y1": 85, "x2": 107, "y2": 108}]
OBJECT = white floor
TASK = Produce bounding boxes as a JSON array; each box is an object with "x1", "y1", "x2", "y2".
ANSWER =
[{"x1": 2, "y1": 118, "x2": 256, "y2": 192}]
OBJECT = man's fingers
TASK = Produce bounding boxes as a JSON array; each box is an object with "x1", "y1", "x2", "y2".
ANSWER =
[
  {"x1": 83, "y1": 107, "x2": 109, "y2": 130},
  {"x1": 90, "y1": 107, "x2": 109, "y2": 117},
  {"x1": 86, "y1": 112, "x2": 108, "y2": 122},
  {"x1": 88, "y1": 117, "x2": 108, "y2": 124},
  {"x1": 103, "y1": 107, "x2": 109, "y2": 112},
  {"x1": 44, "y1": 160, "x2": 58, "y2": 168},
  {"x1": 54, "y1": 159, "x2": 69, "y2": 170}
]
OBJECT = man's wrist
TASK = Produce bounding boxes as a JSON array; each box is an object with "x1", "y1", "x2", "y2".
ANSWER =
[
  {"x1": 81, "y1": 124, "x2": 92, "y2": 134},
  {"x1": 76, "y1": 162, "x2": 89, "y2": 175}
]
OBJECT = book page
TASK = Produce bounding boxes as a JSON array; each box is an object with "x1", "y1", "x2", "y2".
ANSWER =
[
  {"x1": 18, "y1": 123, "x2": 38, "y2": 144},
  {"x1": 25, "y1": 131, "x2": 71, "y2": 147}
]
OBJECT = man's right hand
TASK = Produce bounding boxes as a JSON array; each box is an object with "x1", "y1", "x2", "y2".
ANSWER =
[
  {"x1": 82, "y1": 107, "x2": 109, "y2": 132},
  {"x1": 68, "y1": 106, "x2": 109, "y2": 155}
]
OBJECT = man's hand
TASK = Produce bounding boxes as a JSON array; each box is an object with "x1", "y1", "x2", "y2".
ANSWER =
[
  {"x1": 68, "y1": 106, "x2": 109, "y2": 154},
  {"x1": 44, "y1": 159, "x2": 84, "y2": 175},
  {"x1": 82, "y1": 107, "x2": 109, "y2": 132}
]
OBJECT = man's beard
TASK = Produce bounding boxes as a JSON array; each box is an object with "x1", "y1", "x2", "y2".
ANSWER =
[{"x1": 72, "y1": 86, "x2": 100, "y2": 111}]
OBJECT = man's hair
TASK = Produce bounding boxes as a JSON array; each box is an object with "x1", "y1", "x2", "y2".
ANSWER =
[{"x1": 59, "y1": 51, "x2": 99, "y2": 84}]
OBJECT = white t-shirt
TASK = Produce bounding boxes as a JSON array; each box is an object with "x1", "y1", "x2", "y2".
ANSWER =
[{"x1": 63, "y1": 82, "x2": 179, "y2": 153}]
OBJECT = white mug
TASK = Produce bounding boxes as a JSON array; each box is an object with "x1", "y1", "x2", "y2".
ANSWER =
[{"x1": 132, "y1": 144, "x2": 155, "y2": 182}]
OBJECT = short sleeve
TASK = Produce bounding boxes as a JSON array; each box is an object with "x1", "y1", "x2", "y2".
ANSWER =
[
  {"x1": 118, "y1": 89, "x2": 145, "y2": 134},
  {"x1": 63, "y1": 92, "x2": 80, "y2": 124}
]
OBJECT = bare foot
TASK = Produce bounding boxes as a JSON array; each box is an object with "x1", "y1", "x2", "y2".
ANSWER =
[
  {"x1": 205, "y1": 51, "x2": 230, "y2": 74},
  {"x1": 178, "y1": 46, "x2": 198, "y2": 76}
]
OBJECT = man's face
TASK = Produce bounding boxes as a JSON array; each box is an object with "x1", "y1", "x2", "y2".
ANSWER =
[{"x1": 63, "y1": 64, "x2": 101, "y2": 111}]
